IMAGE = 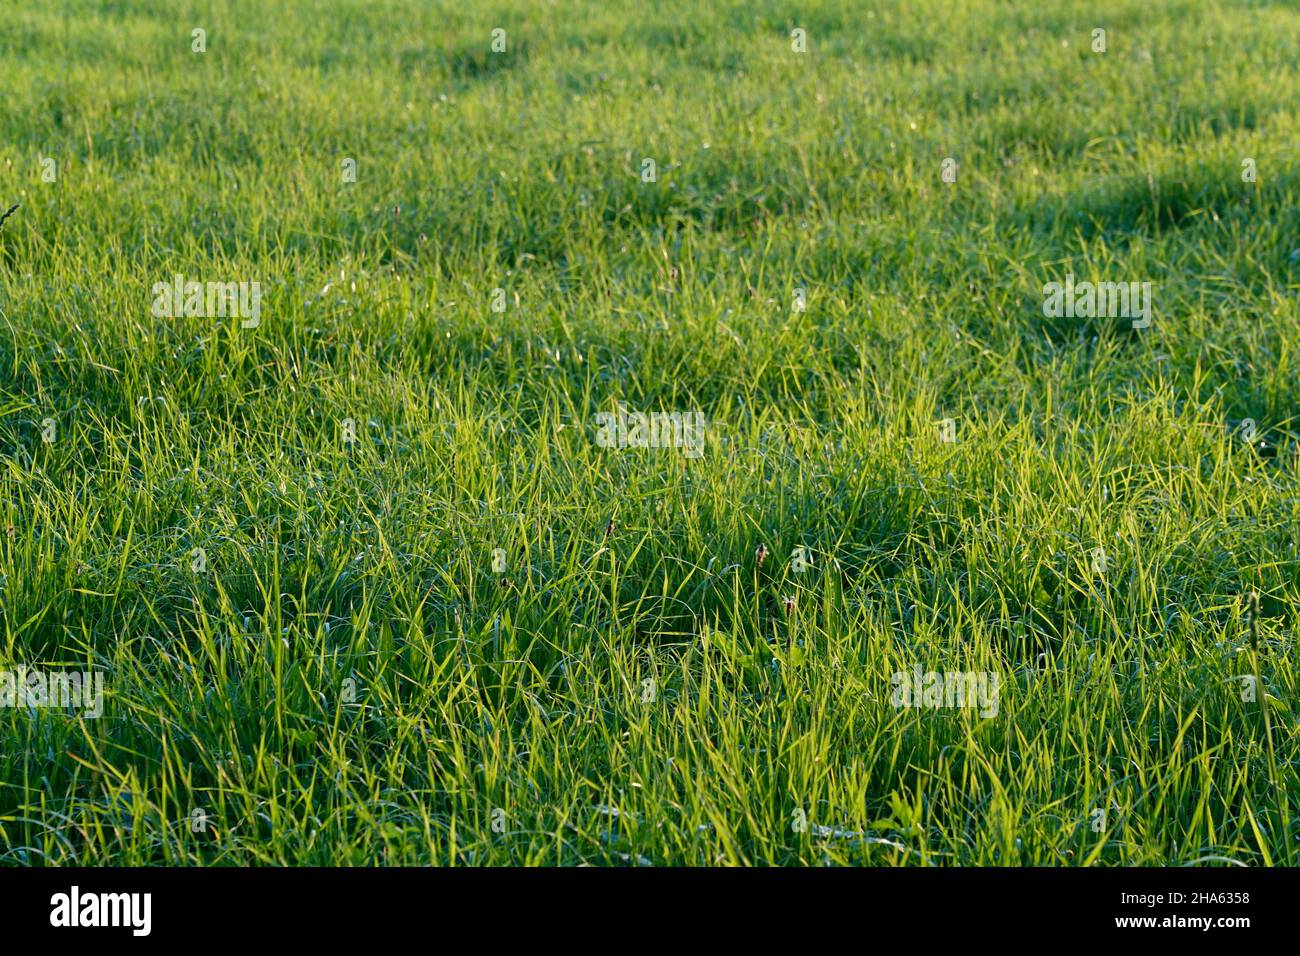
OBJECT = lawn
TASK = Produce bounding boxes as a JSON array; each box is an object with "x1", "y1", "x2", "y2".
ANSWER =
[{"x1": 0, "y1": 0, "x2": 1297, "y2": 865}]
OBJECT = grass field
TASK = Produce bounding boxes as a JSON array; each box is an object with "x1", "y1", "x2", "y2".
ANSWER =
[{"x1": 1, "y1": 0, "x2": 1298, "y2": 866}]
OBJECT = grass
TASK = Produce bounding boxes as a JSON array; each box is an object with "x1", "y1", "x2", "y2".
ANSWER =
[{"x1": 0, "y1": 0, "x2": 1298, "y2": 866}]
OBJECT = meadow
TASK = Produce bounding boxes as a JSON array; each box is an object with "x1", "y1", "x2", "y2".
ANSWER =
[{"x1": 0, "y1": 0, "x2": 1297, "y2": 865}]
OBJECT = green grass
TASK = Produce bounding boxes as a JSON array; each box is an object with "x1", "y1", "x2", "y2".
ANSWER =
[{"x1": 1, "y1": 0, "x2": 1298, "y2": 866}]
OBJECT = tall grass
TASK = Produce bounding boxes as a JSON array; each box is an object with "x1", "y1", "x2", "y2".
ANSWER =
[{"x1": 0, "y1": 0, "x2": 1297, "y2": 865}]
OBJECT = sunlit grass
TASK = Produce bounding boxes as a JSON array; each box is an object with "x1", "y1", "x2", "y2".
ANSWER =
[{"x1": 0, "y1": 0, "x2": 1297, "y2": 865}]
